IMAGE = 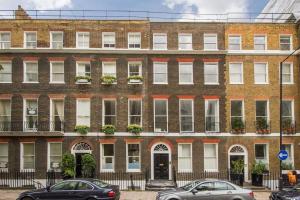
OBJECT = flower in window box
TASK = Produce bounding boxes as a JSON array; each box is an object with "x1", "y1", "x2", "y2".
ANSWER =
[
  {"x1": 102, "y1": 125, "x2": 116, "y2": 135},
  {"x1": 74, "y1": 125, "x2": 89, "y2": 135},
  {"x1": 75, "y1": 76, "x2": 91, "y2": 83},
  {"x1": 231, "y1": 118, "x2": 245, "y2": 134},
  {"x1": 100, "y1": 75, "x2": 117, "y2": 85},
  {"x1": 256, "y1": 118, "x2": 270, "y2": 134},
  {"x1": 127, "y1": 124, "x2": 142, "y2": 134},
  {"x1": 282, "y1": 119, "x2": 295, "y2": 135},
  {"x1": 127, "y1": 75, "x2": 143, "y2": 83}
]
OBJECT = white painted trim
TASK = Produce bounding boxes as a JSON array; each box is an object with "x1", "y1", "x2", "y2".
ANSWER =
[
  {"x1": 179, "y1": 99, "x2": 194, "y2": 133},
  {"x1": 128, "y1": 99, "x2": 142, "y2": 126},
  {"x1": 102, "y1": 98, "x2": 117, "y2": 126},
  {"x1": 254, "y1": 34, "x2": 267, "y2": 50},
  {"x1": 23, "y1": 98, "x2": 39, "y2": 132},
  {"x1": 50, "y1": 61, "x2": 65, "y2": 84},
  {"x1": 76, "y1": 32, "x2": 90, "y2": 49},
  {"x1": 128, "y1": 61, "x2": 142, "y2": 84},
  {"x1": 102, "y1": 61, "x2": 117, "y2": 81},
  {"x1": 280, "y1": 62, "x2": 294, "y2": 84},
  {"x1": 76, "y1": 98, "x2": 91, "y2": 126},
  {"x1": 50, "y1": 31, "x2": 63, "y2": 49},
  {"x1": 23, "y1": 31, "x2": 37, "y2": 49},
  {"x1": 204, "y1": 143, "x2": 219, "y2": 172},
  {"x1": 228, "y1": 34, "x2": 242, "y2": 50},
  {"x1": 153, "y1": 33, "x2": 168, "y2": 50},
  {"x1": 153, "y1": 99, "x2": 168, "y2": 133},
  {"x1": 228, "y1": 144, "x2": 248, "y2": 182},
  {"x1": 230, "y1": 99, "x2": 245, "y2": 126},
  {"x1": 50, "y1": 98, "x2": 64, "y2": 130},
  {"x1": 178, "y1": 62, "x2": 193, "y2": 85},
  {"x1": 0, "y1": 31, "x2": 11, "y2": 49},
  {"x1": 0, "y1": 61, "x2": 12, "y2": 83},
  {"x1": 229, "y1": 62, "x2": 243, "y2": 84},
  {"x1": 205, "y1": 99, "x2": 220, "y2": 132},
  {"x1": 254, "y1": 62, "x2": 269, "y2": 84},
  {"x1": 203, "y1": 33, "x2": 218, "y2": 51},
  {"x1": 23, "y1": 61, "x2": 39, "y2": 83},
  {"x1": 150, "y1": 142, "x2": 172, "y2": 180},
  {"x1": 102, "y1": 32, "x2": 116, "y2": 49},
  {"x1": 204, "y1": 62, "x2": 219, "y2": 85},
  {"x1": 178, "y1": 33, "x2": 193, "y2": 50},
  {"x1": 279, "y1": 34, "x2": 293, "y2": 51},
  {"x1": 20, "y1": 142, "x2": 35, "y2": 171},
  {"x1": 128, "y1": 32, "x2": 141, "y2": 49},
  {"x1": 254, "y1": 143, "x2": 269, "y2": 169},
  {"x1": 177, "y1": 143, "x2": 193, "y2": 173},
  {"x1": 255, "y1": 99, "x2": 270, "y2": 122},
  {"x1": 153, "y1": 62, "x2": 168, "y2": 84},
  {"x1": 100, "y1": 143, "x2": 115, "y2": 172},
  {"x1": 126, "y1": 142, "x2": 141, "y2": 173},
  {"x1": 47, "y1": 142, "x2": 62, "y2": 171}
]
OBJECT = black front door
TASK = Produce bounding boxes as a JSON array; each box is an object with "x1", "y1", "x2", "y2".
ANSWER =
[
  {"x1": 75, "y1": 153, "x2": 85, "y2": 178},
  {"x1": 154, "y1": 154, "x2": 169, "y2": 180}
]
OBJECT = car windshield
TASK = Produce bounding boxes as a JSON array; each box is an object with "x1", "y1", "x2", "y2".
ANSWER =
[
  {"x1": 180, "y1": 181, "x2": 201, "y2": 191},
  {"x1": 91, "y1": 180, "x2": 109, "y2": 188}
]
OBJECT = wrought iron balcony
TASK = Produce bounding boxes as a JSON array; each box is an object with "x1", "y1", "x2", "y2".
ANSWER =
[
  {"x1": 255, "y1": 119, "x2": 271, "y2": 134},
  {"x1": 0, "y1": 121, "x2": 64, "y2": 132},
  {"x1": 282, "y1": 119, "x2": 296, "y2": 135}
]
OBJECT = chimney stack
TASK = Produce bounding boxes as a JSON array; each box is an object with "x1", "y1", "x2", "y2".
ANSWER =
[{"x1": 15, "y1": 5, "x2": 31, "y2": 19}]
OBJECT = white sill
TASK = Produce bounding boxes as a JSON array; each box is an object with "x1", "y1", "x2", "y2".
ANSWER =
[
  {"x1": 0, "y1": 82, "x2": 12, "y2": 84},
  {"x1": 178, "y1": 48, "x2": 193, "y2": 51},
  {"x1": 76, "y1": 82, "x2": 91, "y2": 85},
  {"x1": 153, "y1": 82, "x2": 168, "y2": 85},
  {"x1": 179, "y1": 83, "x2": 194, "y2": 85},
  {"x1": 204, "y1": 169, "x2": 219, "y2": 172},
  {"x1": 20, "y1": 169, "x2": 35, "y2": 172},
  {"x1": 126, "y1": 169, "x2": 141, "y2": 173},
  {"x1": 128, "y1": 82, "x2": 143, "y2": 85},
  {"x1": 76, "y1": 47, "x2": 90, "y2": 49},
  {"x1": 178, "y1": 170, "x2": 193, "y2": 173},
  {"x1": 22, "y1": 82, "x2": 39, "y2": 84},
  {"x1": 282, "y1": 82, "x2": 294, "y2": 85},
  {"x1": 204, "y1": 83, "x2": 219, "y2": 85},
  {"x1": 203, "y1": 49, "x2": 219, "y2": 51},
  {"x1": 180, "y1": 131, "x2": 194, "y2": 133},
  {"x1": 102, "y1": 47, "x2": 116, "y2": 49},
  {"x1": 153, "y1": 48, "x2": 168, "y2": 50},
  {"x1": 254, "y1": 83, "x2": 269, "y2": 85},
  {"x1": 128, "y1": 47, "x2": 141, "y2": 50},
  {"x1": 229, "y1": 83, "x2": 244, "y2": 85},
  {"x1": 50, "y1": 82, "x2": 65, "y2": 84},
  {"x1": 101, "y1": 82, "x2": 117, "y2": 85},
  {"x1": 100, "y1": 170, "x2": 115, "y2": 173}
]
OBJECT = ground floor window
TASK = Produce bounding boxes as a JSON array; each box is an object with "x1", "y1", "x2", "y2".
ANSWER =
[
  {"x1": 178, "y1": 143, "x2": 192, "y2": 172},
  {"x1": 0, "y1": 143, "x2": 8, "y2": 170},
  {"x1": 21, "y1": 143, "x2": 35, "y2": 170},
  {"x1": 254, "y1": 144, "x2": 268, "y2": 167},
  {"x1": 101, "y1": 144, "x2": 114, "y2": 172},
  {"x1": 204, "y1": 143, "x2": 218, "y2": 172},
  {"x1": 282, "y1": 144, "x2": 294, "y2": 168},
  {"x1": 127, "y1": 143, "x2": 140, "y2": 172},
  {"x1": 48, "y1": 142, "x2": 62, "y2": 171}
]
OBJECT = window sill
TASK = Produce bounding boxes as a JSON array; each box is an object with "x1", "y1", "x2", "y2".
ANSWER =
[
  {"x1": 128, "y1": 82, "x2": 143, "y2": 85},
  {"x1": 204, "y1": 83, "x2": 219, "y2": 85},
  {"x1": 282, "y1": 83, "x2": 294, "y2": 85},
  {"x1": 126, "y1": 169, "x2": 141, "y2": 173},
  {"x1": 178, "y1": 170, "x2": 193, "y2": 173},
  {"x1": 50, "y1": 82, "x2": 65, "y2": 84},
  {"x1": 20, "y1": 169, "x2": 35, "y2": 172},
  {"x1": 153, "y1": 82, "x2": 168, "y2": 85},
  {"x1": 204, "y1": 49, "x2": 219, "y2": 51},
  {"x1": 179, "y1": 83, "x2": 194, "y2": 85},
  {"x1": 75, "y1": 82, "x2": 91, "y2": 85},
  {"x1": 22, "y1": 82, "x2": 39, "y2": 84},
  {"x1": 204, "y1": 169, "x2": 219, "y2": 172},
  {"x1": 254, "y1": 83, "x2": 269, "y2": 85},
  {"x1": 229, "y1": 83, "x2": 244, "y2": 85},
  {"x1": 100, "y1": 170, "x2": 115, "y2": 173},
  {"x1": 0, "y1": 82, "x2": 12, "y2": 84}
]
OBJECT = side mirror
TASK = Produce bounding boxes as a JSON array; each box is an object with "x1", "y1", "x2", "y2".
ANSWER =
[
  {"x1": 191, "y1": 188, "x2": 198, "y2": 194},
  {"x1": 46, "y1": 186, "x2": 51, "y2": 192}
]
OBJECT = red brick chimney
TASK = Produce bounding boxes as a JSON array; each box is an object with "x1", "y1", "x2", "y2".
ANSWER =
[{"x1": 15, "y1": 5, "x2": 31, "y2": 19}]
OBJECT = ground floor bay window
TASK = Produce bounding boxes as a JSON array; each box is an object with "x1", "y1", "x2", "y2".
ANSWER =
[
  {"x1": 48, "y1": 142, "x2": 62, "y2": 171},
  {"x1": 21, "y1": 143, "x2": 35, "y2": 171},
  {"x1": 101, "y1": 144, "x2": 114, "y2": 172},
  {"x1": 204, "y1": 143, "x2": 218, "y2": 172},
  {"x1": 127, "y1": 143, "x2": 141, "y2": 172},
  {"x1": 178, "y1": 143, "x2": 192, "y2": 172}
]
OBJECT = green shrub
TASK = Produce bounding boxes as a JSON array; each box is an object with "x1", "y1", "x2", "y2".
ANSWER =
[
  {"x1": 231, "y1": 159, "x2": 244, "y2": 174},
  {"x1": 281, "y1": 162, "x2": 294, "y2": 170},
  {"x1": 75, "y1": 75, "x2": 92, "y2": 82},
  {"x1": 102, "y1": 125, "x2": 116, "y2": 135},
  {"x1": 100, "y1": 75, "x2": 117, "y2": 84},
  {"x1": 74, "y1": 125, "x2": 89, "y2": 134},
  {"x1": 82, "y1": 154, "x2": 96, "y2": 178},
  {"x1": 127, "y1": 124, "x2": 143, "y2": 134},
  {"x1": 127, "y1": 75, "x2": 143, "y2": 82},
  {"x1": 252, "y1": 161, "x2": 267, "y2": 175},
  {"x1": 61, "y1": 152, "x2": 75, "y2": 179}
]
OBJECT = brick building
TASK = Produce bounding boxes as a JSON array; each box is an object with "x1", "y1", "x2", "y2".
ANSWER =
[{"x1": 0, "y1": 7, "x2": 299, "y2": 182}]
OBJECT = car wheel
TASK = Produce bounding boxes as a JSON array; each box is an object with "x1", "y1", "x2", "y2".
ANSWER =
[{"x1": 21, "y1": 197, "x2": 34, "y2": 200}]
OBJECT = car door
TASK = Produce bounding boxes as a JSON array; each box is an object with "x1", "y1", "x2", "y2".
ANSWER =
[
  {"x1": 74, "y1": 181, "x2": 95, "y2": 200},
  {"x1": 211, "y1": 181, "x2": 236, "y2": 200},
  {"x1": 188, "y1": 182, "x2": 214, "y2": 200},
  {"x1": 39, "y1": 181, "x2": 79, "y2": 200}
]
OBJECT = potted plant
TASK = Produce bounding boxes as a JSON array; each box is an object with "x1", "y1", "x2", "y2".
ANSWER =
[
  {"x1": 74, "y1": 125, "x2": 89, "y2": 135},
  {"x1": 127, "y1": 75, "x2": 143, "y2": 83},
  {"x1": 251, "y1": 161, "x2": 267, "y2": 186},
  {"x1": 61, "y1": 152, "x2": 75, "y2": 180},
  {"x1": 100, "y1": 75, "x2": 117, "y2": 85},
  {"x1": 230, "y1": 159, "x2": 244, "y2": 186},
  {"x1": 81, "y1": 154, "x2": 96, "y2": 178},
  {"x1": 256, "y1": 118, "x2": 269, "y2": 134},
  {"x1": 231, "y1": 118, "x2": 245, "y2": 134},
  {"x1": 75, "y1": 75, "x2": 91, "y2": 83},
  {"x1": 102, "y1": 125, "x2": 116, "y2": 135},
  {"x1": 127, "y1": 124, "x2": 143, "y2": 134},
  {"x1": 282, "y1": 118, "x2": 295, "y2": 134}
]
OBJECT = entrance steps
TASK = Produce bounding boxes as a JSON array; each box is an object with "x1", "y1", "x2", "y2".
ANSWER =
[{"x1": 145, "y1": 180, "x2": 177, "y2": 191}]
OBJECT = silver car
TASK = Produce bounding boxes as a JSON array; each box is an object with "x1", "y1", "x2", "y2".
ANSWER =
[{"x1": 156, "y1": 179, "x2": 256, "y2": 200}]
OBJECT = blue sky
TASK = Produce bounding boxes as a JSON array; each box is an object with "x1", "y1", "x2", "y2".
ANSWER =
[{"x1": 0, "y1": 0, "x2": 269, "y2": 19}]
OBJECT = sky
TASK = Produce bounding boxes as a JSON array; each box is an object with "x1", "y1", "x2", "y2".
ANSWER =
[{"x1": 0, "y1": 0, "x2": 269, "y2": 19}]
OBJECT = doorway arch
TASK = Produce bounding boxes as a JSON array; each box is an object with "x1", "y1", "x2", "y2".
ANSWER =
[
  {"x1": 71, "y1": 142, "x2": 93, "y2": 178},
  {"x1": 228, "y1": 144, "x2": 248, "y2": 182},
  {"x1": 151, "y1": 143, "x2": 171, "y2": 180}
]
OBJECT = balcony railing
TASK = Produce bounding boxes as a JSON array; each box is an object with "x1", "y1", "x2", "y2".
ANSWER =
[
  {"x1": 282, "y1": 120, "x2": 296, "y2": 135},
  {"x1": 0, "y1": 121, "x2": 64, "y2": 132},
  {"x1": 255, "y1": 119, "x2": 271, "y2": 134},
  {"x1": 230, "y1": 119, "x2": 246, "y2": 134}
]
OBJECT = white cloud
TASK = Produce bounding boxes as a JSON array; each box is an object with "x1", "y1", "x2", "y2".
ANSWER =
[
  {"x1": 163, "y1": 0, "x2": 249, "y2": 21},
  {"x1": 0, "y1": 0, "x2": 73, "y2": 10}
]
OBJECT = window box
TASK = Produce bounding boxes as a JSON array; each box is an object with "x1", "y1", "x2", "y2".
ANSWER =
[
  {"x1": 100, "y1": 75, "x2": 116, "y2": 85},
  {"x1": 282, "y1": 119, "x2": 296, "y2": 135},
  {"x1": 102, "y1": 125, "x2": 116, "y2": 135},
  {"x1": 127, "y1": 75, "x2": 143, "y2": 83},
  {"x1": 127, "y1": 124, "x2": 142, "y2": 134},
  {"x1": 0, "y1": 161, "x2": 7, "y2": 169},
  {"x1": 231, "y1": 118, "x2": 245, "y2": 134},
  {"x1": 74, "y1": 125, "x2": 89, "y2": 134},
  {"x1": 255, "y1": 118, "x2": 270, "y2": 134},
  {"x1": 75, "y1": 76, "x2": 91, "y2": 84}
]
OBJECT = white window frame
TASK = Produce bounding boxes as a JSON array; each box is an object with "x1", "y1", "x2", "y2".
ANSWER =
[
  {"x1": 126, "y1": 143, "x2": 141, "y2": 172},
  {"x1": 228, "y1": 35, "x2": 241, "y2": 50},
  {"x1": 204, "y1": 62, "x2": 219, "y2": 85},
  {"x1": 177, "y1": 143, "x2": 193, "y2": 172},
  {"x1": 0, "y1": 99, "x2": 11, "y2": 132},
  {"x1": 0, "y1": 143, "x2": 8, "y2": 171},
  {"x1": 254, "y1": 143, "x2": 269, "y2": 169},
  {"x1": 20, "y1": 142, "x2": 35, "y2": 171},
  {"x1": 102, "y1": 32, "x2": 116, "y2": 49},
  {"x1": 229, "y1": 62, "x2": 243, "y2": 84},
  {"x1": 76, "y1": 99, "x2": 91, "y2": 126},
  {"x1": 102, "y1": 98, "x2": 117, "y2": 126},
  {"x1": 254, "y1": 62, "x2": 268, "y2": 84},
  {"x1": 282, "y1": 144, "x2": 294, "y2": 167},
  {"x1": 128, "y1": 99, "x2": 142, "y2": 126},
  {"x1": 100, "y1": 143, "x2": 115, "y2": 172},
  {"x1": 179, "y1": 99, "x2": 194, "y2": 133},
  {"x1": 50, "y1": 61, "x2": 64, "y2": 84},
  {"x1": 204, "y1": 33, "x2": 218, "y2": 50},
  {"x1": 153, "y1": 33, "x2": 167, "y2": 50},
  {"x1": 153, "y1": 99, "x2": 168, "y2": 133},
  {"x1": 23, "y1": 98, "x2": 38, "y2": 132},
  {"x1": 0, "y1": 61, "x2": 12, "y2": 83},
  {"x1": 50, "y1": 99, "x2": 64, "y2": 131},
  {"x1": 280, "y1": 62, "x2": 293, "y2": 84},
  {"x1": 0, "y1": 31, "x2": 11, "y2": 49},
  {"x1": 279, "y1": 34, "x2": 292, "y2": 51},
  {"x1": 178, "y1": 33, "x2": 192, "y2": 50},
  {"x1": 102, "y1": 61, "x2": 117, "y2": 79},
  {"x1": 23, "y1": 61, "x2": 39, "y2": 83},
  {"x1": 47, "y1": 142, "x2": 62, "y2": 171},
  {"x1": 153, "y1": 62, "x2": 168, "y2": 84},
  {"x1": 76, "y1": 32, "x2": 90, "y2": 49},
  {"x1": 255, "y1": 100, "x2": 270, "y2": 122},
  {"x1": 282, "y1": 99, "x2": 295, "y2": 122},
  {"x1": 179, "y1": 62, "x2": 193, "y2": 85},
  {"x1": 128, "y1": 61, "x2": 142, "y2": 81},
  {"x1": 254, "y1": 35, "x2": 267, "y2": 50},
  {"x1": 76, "y1": 61, "x2": 91, "y2": 79},
  {"x1": 128, "y1": 32, "x2": 141, "y2": 49},
  {"x1": 205, "y1": 99, "x2": 220, "y2": 132},
  {"x1": 204, "y1": 143, "x2": 219, "y2": 172},
  {"x1": 50, "y1": 31, "x2": 63, "y2": 49},
  {"x1": 24, "y1": 31, "x2": 37, "y2": 49},
  {"x1": 230, "y1": 100, "x2": 245, "y2": 125}
]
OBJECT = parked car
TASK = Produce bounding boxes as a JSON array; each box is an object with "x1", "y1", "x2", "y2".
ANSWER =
[
  {"x1": 17, "y1": 179, "x2": 120, "y2": 200},
  {"x1": 156, "y1": 179, "x2": 255, "y2": 200},
  {"x1": 270, "y1": 183, "x2": 300, "y2": 200}
]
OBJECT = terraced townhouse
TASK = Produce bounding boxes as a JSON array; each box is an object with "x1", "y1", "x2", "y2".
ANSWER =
[{"x1": 0, "y1": 6, "x2": 299, "y2": 184}]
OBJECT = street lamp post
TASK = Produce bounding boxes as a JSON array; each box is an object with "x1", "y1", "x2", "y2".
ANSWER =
[{"x1": 279, "y1": 46, "x2": 300, "y2": 190}]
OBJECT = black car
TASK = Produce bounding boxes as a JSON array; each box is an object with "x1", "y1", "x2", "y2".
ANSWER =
[
  {"x1": 17, "y1": 179, "x2": 120, "y2": 200},
  {"x1": 270, "y1": 184, "x2": 300, "y2": 200}
]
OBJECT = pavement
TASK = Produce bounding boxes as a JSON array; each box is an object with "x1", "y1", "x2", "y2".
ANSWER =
[{"x1": 0, "y1": 190, "x2": 270, "y2": 200}]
